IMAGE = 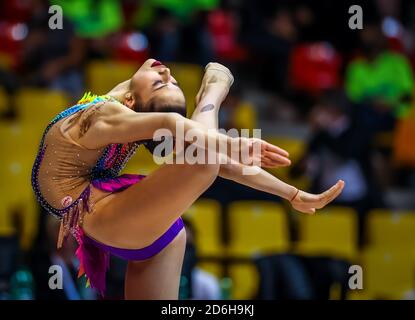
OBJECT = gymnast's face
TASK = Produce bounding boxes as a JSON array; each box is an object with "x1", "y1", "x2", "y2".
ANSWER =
[{"x1": 129, "y1": 59, "x2": 186, "y2": 114}]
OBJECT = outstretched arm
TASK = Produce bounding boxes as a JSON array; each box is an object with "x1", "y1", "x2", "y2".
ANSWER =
[
  {"x1": 220, "y1": 160, "x2": 344, "y2": 214},
  {"x1": 191, "y1": 63, "x2": 344, "y2": 213},
  {"x1": 63, "y1": 100, "x2": 285, "y2": 168}
]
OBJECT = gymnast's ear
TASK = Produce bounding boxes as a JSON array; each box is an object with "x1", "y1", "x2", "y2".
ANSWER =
[{"x1": 124, "y1": 91, "x2": 136, "y2": 110}]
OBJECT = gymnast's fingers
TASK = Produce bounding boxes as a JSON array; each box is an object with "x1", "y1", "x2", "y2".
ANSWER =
[
  {"x1": 294, "y1": 204, "x2": 316, "y2": 215},
  {"x1": 316, "y1": 180, "x2": 345, "y2": 208},
  {"x1": 260, "y1": 160, "x2": 274, "y2": 168},
  {"x1": 261, "y1": 157, "x2": 284, "y2": 168},
  {"x1": 263, "y1": 152, "x2": 291, "y2": 167},
  {"x1": 323, "y1": 180, "x2": 345, "y2": 205},
  {"x1": 304, "y1": 207, "x2": 316, "y2": 215},
  {"x1": 263, "y1": 141, "x2": 290, "y2": 158}
]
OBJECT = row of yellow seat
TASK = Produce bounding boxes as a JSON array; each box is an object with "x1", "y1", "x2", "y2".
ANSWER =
[
  {"x1": 185, "y1": 201, "x2": 360, "y2": 261},
  {"x1": 183, "y1": 199, "x2": 415, "y2": 300},
  {"x1": 0, "y1": 116, "x2": 413, "y2": 300}
]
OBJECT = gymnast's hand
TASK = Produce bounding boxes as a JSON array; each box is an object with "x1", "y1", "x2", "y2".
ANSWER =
[
  {"x1": 196, "y1": 62, "x2": 234, "y2": 105},
  {"x1": 290, "y1": 180, "x2": 345, "y2": 214},
  {"x1": 239, "y1": 137, "x2": 292, "y2": 168}
]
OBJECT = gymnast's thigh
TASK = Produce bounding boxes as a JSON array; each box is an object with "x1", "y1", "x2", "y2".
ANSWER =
[
  {"x1": 82, "y1": 162, "x2": 218, "y2": 249},
  {"x1": 124, "y1": 228, "x2": 186, "y2": 300}
]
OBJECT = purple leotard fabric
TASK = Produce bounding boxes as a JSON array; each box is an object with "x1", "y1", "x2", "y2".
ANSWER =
[{"x1": 83, "y1": 218, "x2": 184, "y2": 261}]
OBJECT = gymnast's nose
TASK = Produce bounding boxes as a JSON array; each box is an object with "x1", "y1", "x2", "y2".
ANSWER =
[{"x1": 160, "y1": 67, "x2": 171, "y2": 83}]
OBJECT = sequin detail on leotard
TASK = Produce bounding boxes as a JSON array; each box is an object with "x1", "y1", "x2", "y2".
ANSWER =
[{"x1": 31, "y1": 92, "x2": 141, "y2": 248}]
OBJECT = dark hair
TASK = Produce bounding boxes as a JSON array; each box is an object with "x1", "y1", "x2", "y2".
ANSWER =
[
  {"x1": 145, "y1": 100, "x2": 187, "y2": 116},
  {"x1": 138, "y1": 98, "x2": 187, "y2": 155},
  {"x1": 133, "y1": 89, "x2": 186, "y2": 114}
]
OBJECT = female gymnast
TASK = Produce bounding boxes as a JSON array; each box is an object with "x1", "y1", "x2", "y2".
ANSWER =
[{"x1": 31, "y1": 59, "x2": 344, "y2": 299}]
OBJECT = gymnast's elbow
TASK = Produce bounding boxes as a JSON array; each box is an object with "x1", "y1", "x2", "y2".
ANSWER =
[{"x1": 219, "y1": 162, "x2": 239, "y2": 180}]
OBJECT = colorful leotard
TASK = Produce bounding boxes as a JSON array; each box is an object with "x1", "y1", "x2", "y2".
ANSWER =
[{"x1": 31, "y1": 93, "x2": 183, "y2": 294}]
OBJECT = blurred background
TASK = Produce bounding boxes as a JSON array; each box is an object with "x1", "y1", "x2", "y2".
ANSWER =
[{"x1": 1, "y1": 0, "x2": 415, "y2": 300}]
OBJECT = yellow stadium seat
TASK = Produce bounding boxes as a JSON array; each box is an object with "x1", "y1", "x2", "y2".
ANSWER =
[
  {"x1": 233, "y1": 102, "x2": 257, "y2": 130},
  {"x1": 0, "y1": 121, "x2": 37, "y2": 205},
  {"x1": 228, "y1": 263, "x2": 259, "y2": 299},
  {"x1": 0, "y1": 121, "x2": 40, "y2": 250},
  {"x1": 367, "y1": 209, "x2": 415, "y2": 248},
  {"x1": 0, "y1": 87, "x2": 9, "y2": 114},
  {"x1": 183, "y1": 199, "x2": 223, "y2": 257},
  {"x1": 0, "y1": 201, "x2": 15, "y2": 238},
  {"x1": 14, "y1": 89, "x2": 69, "y2": 138},
  {"x1": 0, "y1": 120, "x2": 40, "y2": 156},
  {"x1": 265, "y1": 136, "x2": 306, "y2": 166},
  {"x1": 227, "y1": 201, "x2": 290, "y2": 257},
  {"x1": 197, "y1": 262, "x2": 224, "y2": 279},
  {"x1": 0, "y1": 193, "x2": 39, "y2": 251},
  {"x1": 295, "y1": 206, "x2": 358, "y2": 260},
  {"x1": 121, "y1": 145, "x2": 161, "y2": 175},
  {"x1": 167, "y1": 63, "x2": 203, "y2": 115},
  {"x1": 347, "y1": 289, "x2": 371, "y2": 300},
  {"x1": 86, "y1": 60, "x2": 139, "y2": 94},
  {"x1": 359, "y1": 247, "x2": 415, "y2": 299}
]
